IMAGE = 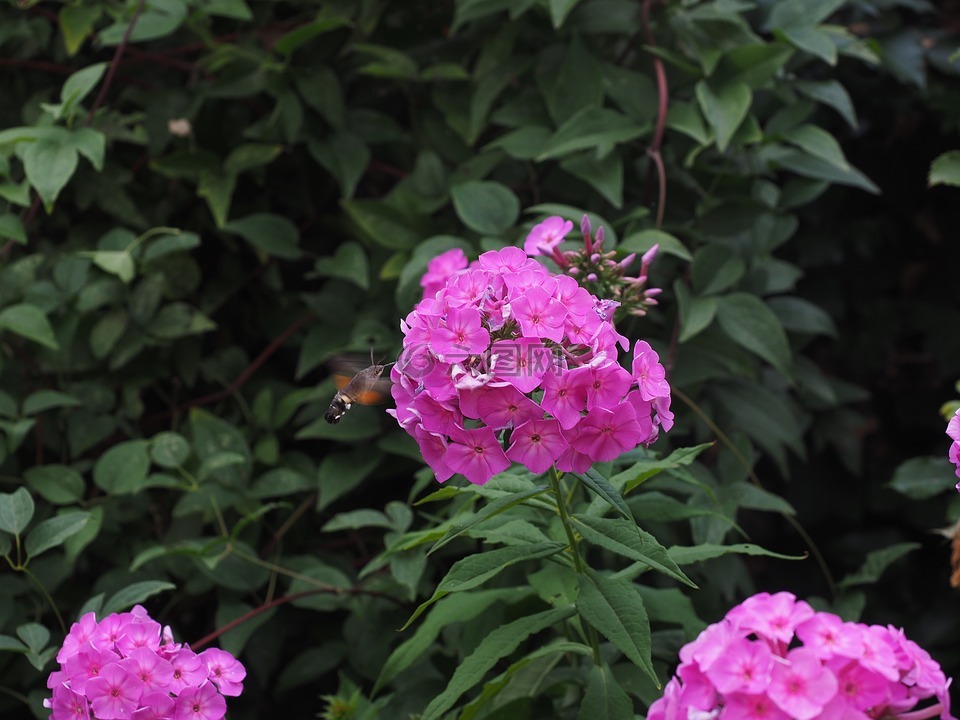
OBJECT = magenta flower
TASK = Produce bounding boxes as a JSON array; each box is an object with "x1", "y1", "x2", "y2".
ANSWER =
[
  {"x1": 523, "y1": 216, "x2": 573, "y2": 256},
  {"x1": 174, "y1": 682, "x2": 226, "y2": 720},
  {"x1": 420, "y1": 248, "x2": 469, "y2": 300},
  {"x1": 768, "y1": 648, "x2": 838, "y2": 719},
  {"x1": 446, "y1": 426, "x2": 511, "y2": 486},
  {"x1": 119, "y1": 647, "x2": 175, "y2": 694},
  {"x1": 510, "y1": 285, "x2": 567, "y2": 342},
  {"x1": 430, "y1": 306, "x2": 490, "y2": 357},
  {"x1": 631, "y1": 340, "x2": 670, "y2": 401},
  {"x1": 647, "y1": 591, "x2": 956, "y2": 720},
  {"x1": 507, "y1": 418, "x2": 569, "y2": 475},
  {"x1": 392, "y1": 233, "x2": 671, "y2": 485},
  {"x1": 86, "y1": 662, "x2": 144, "y2": 719},
  {"x1": 169, "y1": 648, "x2": 209, "y2": 695},
  {"x1": 947, "y1": 409, "x2": 960, "y2": 482},
  {"x1": 49, "y1": 684, "x2": 89, "y2": 720},
  {"x1": 569, "y1": 403, "x2": 643, "y2": 462},
  {"x1": 47, "y1": 607, "x2": 245, "y2": 720},
  {"x1": 199, "y1": 648, "x2": 246, "y2": 697}
]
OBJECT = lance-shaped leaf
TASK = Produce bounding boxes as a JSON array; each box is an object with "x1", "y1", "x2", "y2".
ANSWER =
[
  {"x1": 401, "y1": 542, "x2": 566, "y2": 630},
  {"x1": 577, "y1": 571, "x2": 658, "y2": 686},
  {"x1": 420, "y1": 605, "x2": 575, "y2": 720},
  {"x1": 575, "y1": 468, "x2": 631, "y2": 520},
  {"x1": 572, "y1": 514, "x2": 695, "y2": 588},
  {"x1": 668, "y1": 543, "x2": 804, "y2": 565},
  {"x1": 576, "y1": 664, "x2": 634, "y2": 720}
]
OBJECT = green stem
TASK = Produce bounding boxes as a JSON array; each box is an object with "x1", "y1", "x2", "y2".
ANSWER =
[
  {"x1": 23, "y1": 567, "x2": 66, "y2": 635},
  {"x1": 549, "y1": 467, "x2": 602, "y2": 664}
]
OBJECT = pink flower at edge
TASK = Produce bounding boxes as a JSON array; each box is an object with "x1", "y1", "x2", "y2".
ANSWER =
[
  {"x1": 569, "y1": 402, "x2": 644, "y2": 463},
  {"x1": 721, "y1": 693, "x2": 790, "y2": 720},
  {"x1": 631, "y1": 340, "x2": 670, "y2": 401},
  {"x1": 174, "y1": 681, "x2": 227, "y2": 720},
  {"x1": 133, "y1": 691, "x2": 176, "y2": 720},
  {"x1": 199, "y1": 647, "x2": 246, "y2": 697},
  {"x1": 446, "y1": 426, "x2": 511, "y2": 486},
  {"x1": 169, "y1": 648, "x2": 209, "y2": 695},
  {"x1": 49, "y1": 684, "x2": 89, "y2": 720},
  {"x1": 524, "y1": 216, "x2": 573, "y2": 256},
  {"x1": 420, "y1": 248, "x2": 468, "y2": 300},
  {"x1": 56, "y1": 611, "x2": 98, "y2": 663},
  {"x1": 64, "y1": 642, "x2": 120, "y2": 694}
]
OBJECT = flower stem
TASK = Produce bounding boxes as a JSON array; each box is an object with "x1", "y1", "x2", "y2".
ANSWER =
[{"x1": 549, "y1": 466, "x2": 602, "y2": 664}]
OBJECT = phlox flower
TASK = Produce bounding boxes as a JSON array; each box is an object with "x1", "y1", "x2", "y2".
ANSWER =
[
  {"x1": 420, "y1": 248, "x2": 468, "y2": 300},
  {"x1": 48, "y1": 607, "x2": 245, "y2": 720},
  {"x1": 174, "y1": 681, "x2": 226, "y2": 720},
  {"x1": 768, "y1": 647, "x2": 838, "y2": 719},
  {"x1": 523, "y1": 216, "x2": 573, "y2": 256},
  {"x1": 948, "y1": 409, "x2": 960, "y2": 482},
  {"x1": 632, "y1": 340, "x2": 671, "y2": 401},
  {"x1": 393, "y1": 224, "x2": 671, "y2": 486},
  {"x1": 86, "y1": 662, "x2": 144, "y2": 719},
  {"x1": 446, "y1": 426, "x2": 511, "y2": 486},
  {"x1": 569, "y1": 403, "x2": 644, "y2": 463},
  {"x1": 199, "y1": 648, "x2": 246, "y2": 697},
  {"x1": 507, "y1": 418, "x2": 569, "y2": 475},
  {"x1": 648, "y1": 591, "x2": 956, "y2": 720}
]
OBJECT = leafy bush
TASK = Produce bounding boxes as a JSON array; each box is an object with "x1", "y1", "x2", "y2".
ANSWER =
[{"x1": 1, "y1": 0, "x2": 958, "y2": 718}]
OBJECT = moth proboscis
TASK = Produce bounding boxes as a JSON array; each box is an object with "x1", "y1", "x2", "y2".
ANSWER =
[{"x1": 324, "y1": 351, "x2": 393, "y2": 424}]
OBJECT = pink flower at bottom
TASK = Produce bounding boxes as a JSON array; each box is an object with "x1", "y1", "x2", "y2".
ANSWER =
[
  {"x1": 721, "y1": 692, "x2": 789, "y2": 720},
  {"x1": 133, "y1": 691, "x2": 176, "y2": 720},
  {"x1": 768, "y1": 648, "x2": 838, "y2": 720},
  {"x1": 49, "y1": 684, "x2": 89, "y2": 720},
  {"x1": 86, "y1": 662, "x2": 144, "y2": 719},
  {"x1": 174, "y1": 681, "x2": 226, "y2": 720},
  {"x1": 199, "y1": 648, "x2": 246, "y2": 697},
  {"x1": 569, "y1": 403, "x2": 643, "y2": 462},
  {"x1": 506, "y1": 418, "x2": 568, "y2": 475}
]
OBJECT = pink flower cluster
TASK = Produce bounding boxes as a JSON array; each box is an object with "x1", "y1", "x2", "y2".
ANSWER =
[
  {"x1": 45, "y1": 606, "x2": 245, "y2": 720},
  {"x1": 392, "y1": 217, "x2": 673, "y2": 486},
  {"x1": 649, "y1": 591, "x2": 954, "y2": 720},
  {"x1": 947, "y1": 409, "x2": 960, "y2": 487}
]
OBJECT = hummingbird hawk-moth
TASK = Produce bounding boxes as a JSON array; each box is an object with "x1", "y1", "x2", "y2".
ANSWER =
[{"x1": 324, "y1": 352, "x2": 392, "y2": 424}]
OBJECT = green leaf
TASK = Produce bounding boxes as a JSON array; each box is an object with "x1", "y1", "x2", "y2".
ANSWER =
[
  {"x1": 668, "y1": 543, "x2": 803, "y2": 565},
  {"x1": 451, "y1": 181, "x2": 520, "y2": 235},
  {"x1": 888, "y1": 457, "x2": 959, "y2": 499},
  {"x1": 0, "y1": 635, "x2": 27, "y2": 653},
  {"x1": 695, "y1": 80, "x2": 751, "y2": 153},
  {"x1": 0, "y1": 487, "x2": 34, "y2": 535},
  {"x1": 322, "y1": 509, "x2": 392, "y2": 532},
  {"x1": 197, "y1": 169, "x2": 235, "y2": 227},
  {"x1": 274, "y1": 16, "x2": 349, "y2": 55},
  {"x1": 766, "y1": 0, "x2": 845, "y2": 30},
  {"x1": 571, "y1": 515, "x2": 695, "y2": 588},
  {"x1": 22, "y1": 139, "x2": 78, "y2": 212},
  {"x1": 559, "y1": 152, "x2": 623, "y2": 208},
  {"x1": 716, "y1": 293, "x2": 793, "y2": 378},
  {"x1": 143, "y1": 231, "x2": 201, "y2": 261},
  {"x1": 420, "y1": 606, "x2": 575, "y2": 720},
  {"x1": 22, "y1": 390, "x2": 81, "y2": 415},
  {"x1": 150, "y1": 432, "x2": 191, "y2": 468},
  {"x1": 577, "y1": 572, "x2": 657, "y2": 685},
  {"x1": 777, "y1": 27, "x2": 837, "y2": 65},
  {"x1": 59, "y1": 4, "x2": 101, "y2": 55},
  {"x1": 781, "y1": 125, "x2": 848, "y2": 170},
  {"x1": 222, "y1": 213, "x2": 301, "y2": 259},
  {"x1": 89, "y1": 308, "x2": 128, "y2": 359},
  {"x1": 341, "y1": 199, "x2": 421, "y2": 250},
  {"x1": 675, "y1": 282, "x2": 718, "y2": 343},
  {"x1": 60, "y1": 62, "x2": 107, "y2": 117},
  {"x1": 25, "y1": 512, "x2": 91, "y2": 558},
  {"x1": 147, "y1": 303, "x2": 216, "y2": 339},
  {"x1": 794, "y1": 80, "x2": 857, "y2": 129},
  {"x1": 428, "y1": 485, "x2": 550, "y2": 555},
  {"x1": 691, "y1": 245, "x2": 745, "y2": 296},
  {"x1": 312, "y1": 242, "x2": 369, "y2": 290},
  {"x1": 102, "y1": 581, "x2": 177, "y2": 616},
  {"x1": 619, "y1": 229, "x2": 692, "y2": 262},
  {"x1": 575, "y1": 468, "x2": 632, "y2": 521},
  {"x1": 0, "y1": 214, "x2": 26, "y2": 245},
  {"x1": 93, "y1": 440, "x2": 151, "y2": 495},
  {"x1": 404, "y1": 542, "x2": 565, "y2": 630},
  {"x1": 768, "y1": 296, "x2": 838, "y2": 337},
  {"x1": 838, "y1": 543, "x2": 921, "y2": 589},
  {"x1": 0, "y1": 303, "x2": 58, "y2": 349},
  {"x1": 87, "y1": 251, "x2": 136, "y2": 283},
  {"x1": 768, "y1": 148, "x2": 879, "y2": 193},
  {"x1": 223, "y1": 143, "x2": 283, "y2": 175},
  {"x1": 16, "y1": 623, "x2": 49, "y2": 654},
  {"x1": 548, "y1": 0, "x2": 581, "y2": 28},
  {"x1": 24, "y1": 465, "x2": 85, "y2": 505},
  {"x1": 929, "y1": 150, "x2": 960, "y2": 188},
  {"x1": 308, "y1": 132, "x2": 369, "y2": 199},
  {"x1": 375, "y1": 587, "x2": 531, "y2": 693},
  {"x1": 537, "y1": 107, "x2": 646, "y2": 161},
  {"x1": 354, "y1": 43, "x2": 418, "y2": 79},
  {"x1": 576, "y1": 664, "x2": 634, "y2": 720}
]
